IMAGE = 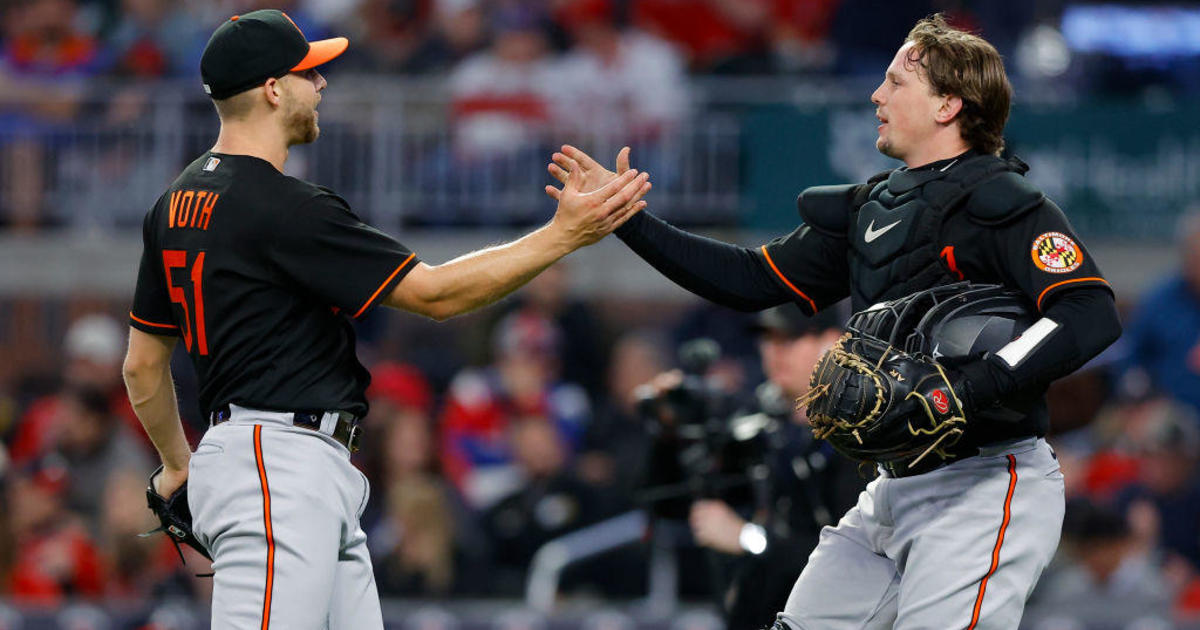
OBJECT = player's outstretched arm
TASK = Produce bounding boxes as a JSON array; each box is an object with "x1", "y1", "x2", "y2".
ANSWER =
[
  {"x1": 123, "y1": 328, "x2": 190, "y2": 496},
  {"x1": 546, "y1": 145, "x2": 799, "y2": 313},
  {"x1": 384, "y1": 166, "x2": 651, "y2": 321}
]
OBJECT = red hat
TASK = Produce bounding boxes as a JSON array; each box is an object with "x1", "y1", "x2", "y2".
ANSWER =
[{"x1": 369, "y1": 362, "x2": 433, "y2": 412}]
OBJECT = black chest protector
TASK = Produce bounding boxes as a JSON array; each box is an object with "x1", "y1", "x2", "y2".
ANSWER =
[{"x1": 800, "y1": 154, "x2": 1044, "y2": 311}]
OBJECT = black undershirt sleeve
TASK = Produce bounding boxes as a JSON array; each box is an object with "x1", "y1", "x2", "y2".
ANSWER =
[
  {"x1": 958, "y1": 286, "x2": 1121, "y2": 409},
  {"x1": 614, "y1": 211, "x2": 793, "y2": 312}
]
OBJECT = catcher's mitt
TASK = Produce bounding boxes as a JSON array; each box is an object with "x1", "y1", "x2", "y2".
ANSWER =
[
  {"x1": 142, "y1": 466, "x2": 211, "y2": 562},
  {"x1": 797, "y1": 332, "x2": 969, "y2": 470}
]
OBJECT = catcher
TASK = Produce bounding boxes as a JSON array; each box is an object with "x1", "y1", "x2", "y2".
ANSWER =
[{"x1": 546, "y1": 14, "x2": 1121, "y2": 630}]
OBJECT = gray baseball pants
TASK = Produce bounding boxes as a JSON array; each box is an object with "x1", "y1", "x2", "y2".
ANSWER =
[
  {"x1": 188, "y1": 405, "x2": 384, "y2": 629},
  {"x1": 778, "y1": 437, "x2": 1064, "y2": 630}
]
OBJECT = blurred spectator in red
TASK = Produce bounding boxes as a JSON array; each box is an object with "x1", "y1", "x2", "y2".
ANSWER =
[
  {"x1": 480, "y1": 417, "x2": 603, "y2": 594},
  {"x1": 104, "y1": 0, "x2": 205, "y2": 78},
  {"x1": 1119, "y1": 210, "x2": 1200, "y2": 415},
  {"x1": 502, "y1": 262, "x2": 605, "y2": 400},
  {"x1": 440, "y1": 308, "x2": 591, "y2": 508},
  {"x1": 448, "y1": 2, "x2": 556, "y2": 161},
  {"x1": 0, "y1": 0, "x2": 102, "y2": 230},
  {"x1": 99, "y1": 469, "x2": 209, "y2": 601},
  {"x1": 555, "y1": 0, "x2": 687, "y2": 139},
  {"x1": 631, "y1": 0, "x2": 771, "y2": 72},
  {"x1": 0, "y1": 444, "x2": 11, "y2": 588},
  {"x1": 4, "y1": 454, "x2": 105, "y2": 604},
  {"x1": 9, "y1": 313, "x2": 147, "y2": 466},
  {"x1": 366, "y1": 361, "x2": 434, "y2": 428},
  {"x1": 1, "y1": 0, "x2": 105, "y2": 78},
  {"x1": 765, "y1": 0, "x2": 838, "y2": 73},
  {"x1": 1064, "y1": 397, "x2": 1174, "y2": 501},
  {"x1": 361, "y1": 361, "x2": 435, "y2": 523},
  {"x1": 53, "y1": 385, "x2": 152, "y2": 532},
  {"x1": 364, "y1": 365, "x2": 492, "y2": 595},
  {"x1": 630, "y1": 0, "x2": 840, "y2": 73},
  {"x1": 1032, "y1": 498, "x2": 1171, "y2": 625}
]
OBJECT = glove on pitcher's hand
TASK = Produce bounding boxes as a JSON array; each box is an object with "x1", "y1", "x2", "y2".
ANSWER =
[
  {"x1": 142, "y1": 465, "x2": 211, "y2": 561},
  {"x1": 797, "y1": 333, "x2": 970, "y2": 470}
]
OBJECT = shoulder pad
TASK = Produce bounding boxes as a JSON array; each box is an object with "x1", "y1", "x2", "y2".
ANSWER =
[
  {"x1": 965, "y1": 171, "x2": 1044, "y2": 225},
  {"x1": 796, "y1": 183, "x2": 859, "y2": 238}
]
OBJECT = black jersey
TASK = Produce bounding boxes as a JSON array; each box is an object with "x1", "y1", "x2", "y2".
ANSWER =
[
  {"x1": 760, "y1": 155, "x2": 1112, "y2": 314},
  {"x1": 611, "y1": 151, "x2": 1120, "y2": 443},
  {"x1": 129, "y1": 152, "x2": 418, "y2": 418}
]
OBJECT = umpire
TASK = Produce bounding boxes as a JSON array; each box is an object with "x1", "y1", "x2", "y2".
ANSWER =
[
  {"x1": 548, "y1": 14, "x2": 1121, "y2": 630},
  {"x1": 122, "y1": 10, "x2": 650, "y2": 629},
  {"x1": 689, "y1": 306, "x2": 864, "y2": 630}
]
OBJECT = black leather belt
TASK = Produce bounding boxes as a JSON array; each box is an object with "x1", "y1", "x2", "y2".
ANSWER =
[
  {"x1": 881, "y1": 433, "x2": 1039, "y2": 478},
  {"x1": 882, "y1": 451, "x2": 971, "y2": 478},
  {"x1": 209, "y1": 405, "x2": 363, "y2": 453}
]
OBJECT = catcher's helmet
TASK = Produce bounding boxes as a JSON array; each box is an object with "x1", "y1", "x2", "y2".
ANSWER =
[
  {"x1": 847, "y1": 282, "x2": 1037, "y2": 364},
  {"x1": 847, "y1": 282, "x2": 1041, "y2": 425}
]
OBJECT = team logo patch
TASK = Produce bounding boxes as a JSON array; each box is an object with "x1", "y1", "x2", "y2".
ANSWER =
[
  {"x1": 1031, "y1": 231, "x2": 1083, "y2": 274},
  {"x1": 932, "y1": 390, "x2": 950, "y2": 414},
  {"x1": 203, "y1": 157, "x2": 221, "y2": 172}
]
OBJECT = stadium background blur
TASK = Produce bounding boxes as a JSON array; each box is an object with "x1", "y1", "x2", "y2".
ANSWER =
[{"x1": 1, "y1": 0, "x2": 1200, "y2": 628}]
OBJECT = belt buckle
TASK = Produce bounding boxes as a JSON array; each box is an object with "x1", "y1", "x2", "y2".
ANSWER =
[{"x1": 346, "y1": 423, "x2": 362, "y2": 453}]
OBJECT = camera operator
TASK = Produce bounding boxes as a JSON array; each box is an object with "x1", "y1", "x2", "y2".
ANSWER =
[{"x1": 689, "y1": 305, "x2": 866, "y2": 630}]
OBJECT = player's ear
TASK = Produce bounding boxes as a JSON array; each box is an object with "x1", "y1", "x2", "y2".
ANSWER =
[
  {"x1": 936, "y1": 94, "x2": 963, "y2": 124},
  {"x1": 264, "y1": 77, "x2": 283, "y2": 108}
]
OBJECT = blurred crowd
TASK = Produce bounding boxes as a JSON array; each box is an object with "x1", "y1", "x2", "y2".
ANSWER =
[
  {"x1": 2, "y1": 0, "x2": 1200, "y2": 626},
  {"x1": 2, "y1": 0, "x2": 1196, "y2": 231},
  {"x1": 2, "y1": 213, "x2": 1200, "y2": 628}
]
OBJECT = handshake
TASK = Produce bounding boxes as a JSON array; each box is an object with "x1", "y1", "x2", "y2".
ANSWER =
[{"x1": 541, "y1": 145, "x2": 650, "y2": 249}]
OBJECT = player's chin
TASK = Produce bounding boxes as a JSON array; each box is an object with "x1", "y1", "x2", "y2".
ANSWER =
[
  {"x1": 300, "y1": 119, "x2": 320, "y2": 144},
  {"x1": 876, "y1": 137, "x2": 898, "y2": 159}
]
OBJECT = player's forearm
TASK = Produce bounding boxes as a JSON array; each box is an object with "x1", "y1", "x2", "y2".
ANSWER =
[
  {"x1": 123, "y1": 362, "x2": 191, "y2": 471},
  {"x1": 615, "y1": 211, "x2": 789, "y2": 311},
  {"x1": 416, "y1": 222, "x2": 576, "y2": 320},
  {"x1": 958, "y1": 286, "x2": 1121, "y2": 409}
]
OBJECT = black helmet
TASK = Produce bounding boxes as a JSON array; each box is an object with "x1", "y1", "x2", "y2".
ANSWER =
[
  {"x1": 846, "y1": 282, "x2": 1036, "y2": 365},
  {"x1": 847, "y1": 282, "x2": 1040, "y2": 425}
]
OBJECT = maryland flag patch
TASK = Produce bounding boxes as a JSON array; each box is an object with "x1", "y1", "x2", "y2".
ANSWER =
[{"x1": 1031, "y1": 231, "x2": 1083, "y2": 274}]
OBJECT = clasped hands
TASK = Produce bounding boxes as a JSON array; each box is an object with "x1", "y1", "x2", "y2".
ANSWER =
[{"x1": 543, "y1": 145, "x2": 646, "y2": 249}]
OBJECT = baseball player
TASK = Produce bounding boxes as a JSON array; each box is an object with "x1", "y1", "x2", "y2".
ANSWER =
[
  {"x1": 122, "y1": 10, "x2": 650, "y2": 629},
  {"x1": 547, "y1": 14, "x2": 1121, "y2": 630}
]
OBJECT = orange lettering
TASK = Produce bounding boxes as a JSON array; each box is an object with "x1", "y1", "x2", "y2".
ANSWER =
[
  {"x1": 177, "y1": 191, "x2": 195, "y2": 228},
  {"x1": 199, "y1": 193, "x2": 218, "y2": 230},
  {"x1": 940, "y1": 245, "x2": 965, "y2": 281},
  {"x1": 168, "y1": 191, "x2": 182, "y2": 228},
  {"x1": 190, "y1": 192, "x2": 207, "y2": 228}
]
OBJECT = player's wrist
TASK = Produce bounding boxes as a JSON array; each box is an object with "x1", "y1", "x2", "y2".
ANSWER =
[
  {"x1": 543, "y1": 217, "x2": 588, "y2": 254},
  {"x1": 158, "y1": 444, "x2": 192, "y2": 474},
  {"x1": 955, "y1": 359, "x2": 1001, "y2": 413}
]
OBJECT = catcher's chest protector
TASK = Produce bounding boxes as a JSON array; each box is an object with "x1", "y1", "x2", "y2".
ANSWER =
[{"x1": 847, "y1": 155, "x2": 1028, "y2": 309}]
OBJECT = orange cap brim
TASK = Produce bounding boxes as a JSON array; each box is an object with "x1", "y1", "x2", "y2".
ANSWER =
[{"x1": 292, "y1": 37, "x2": 348, "y2": 71}]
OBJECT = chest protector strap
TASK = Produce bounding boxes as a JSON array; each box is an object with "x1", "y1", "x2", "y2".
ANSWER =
[{"x1": 845, "y1": 155, "x2": 1040, "y2": 309}]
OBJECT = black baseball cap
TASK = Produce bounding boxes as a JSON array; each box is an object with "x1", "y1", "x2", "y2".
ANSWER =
[
  {"x1": 751, "y1": 304, "x2": 843, "y2": 338},
  {"x1": 200, "y1": 9, "x2": 348, "y2": 100}
]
